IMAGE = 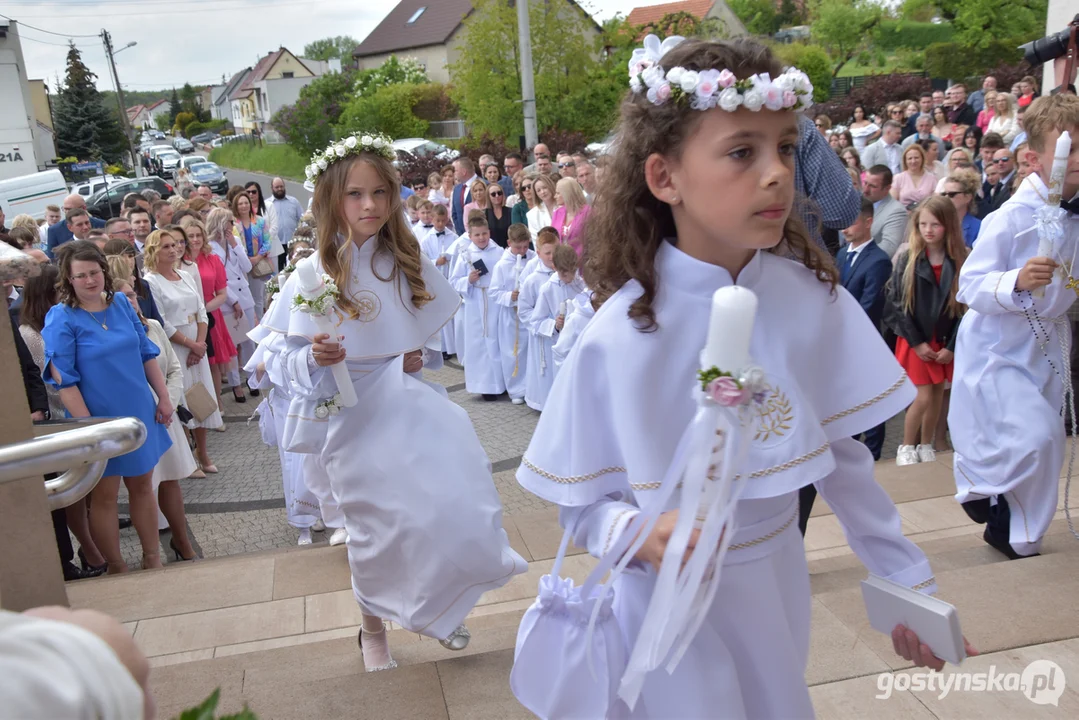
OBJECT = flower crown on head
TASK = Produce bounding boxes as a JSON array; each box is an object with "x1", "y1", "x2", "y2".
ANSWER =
[
  {"x1": 628, "y1": 34, "x2": 813, "y2": 113},
  {"x1": 304, "y1": 132, "x2": 396, "y2": 189}
]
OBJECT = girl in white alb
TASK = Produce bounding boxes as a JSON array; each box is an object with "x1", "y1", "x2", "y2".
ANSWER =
[
  {"x1": 515, "y1": 36, "x2": 971, "y2": 718},
  {"x1": 254, "y1": 133, "x2": 527, "y2": 672}
]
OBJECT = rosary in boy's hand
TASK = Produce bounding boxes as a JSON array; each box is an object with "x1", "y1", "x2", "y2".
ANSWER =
[
  {"x1": 312, "y1": 333, "x2": 347, "y2": 367},
  {"x1": 1016, "y1": 256, "x2": 1059, "y2": 292}
]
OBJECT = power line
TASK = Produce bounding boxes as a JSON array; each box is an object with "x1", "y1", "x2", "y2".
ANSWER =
[
  {"x1": 0, "y1": 12, "x2": 100, "y2": 38},
  {"x1": 2, "y1": 0, "x2": 315, "y2": 19}
]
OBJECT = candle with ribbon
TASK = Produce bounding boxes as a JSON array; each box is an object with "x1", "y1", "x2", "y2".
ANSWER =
[
  {"x1": 293, "y1": 262, "x2": 359, "y2": 408},
  {"x1": 1034, "y1": 130, "x2": 1072, "y2": 298}
]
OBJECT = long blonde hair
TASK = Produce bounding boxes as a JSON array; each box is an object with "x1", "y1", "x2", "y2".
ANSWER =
[
  {"x1": 556, "y1": 176, "x2": 586, "y2": 215},
  {"x1": 311, "y1": 152, "x2": 431, "y2": 319},
  {"x1": 900, "y1": 196, "x2": 967, "y2": 317}
]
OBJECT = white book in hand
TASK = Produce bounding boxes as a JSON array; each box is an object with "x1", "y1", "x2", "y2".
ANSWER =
[{"x1": 861, "y1": 574, "x2": 966, "y2": 665}]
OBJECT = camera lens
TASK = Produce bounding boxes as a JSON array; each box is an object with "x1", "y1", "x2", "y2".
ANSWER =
[{"x1": 1021, "y1": 15, "x2": 1078, "y2": 66}]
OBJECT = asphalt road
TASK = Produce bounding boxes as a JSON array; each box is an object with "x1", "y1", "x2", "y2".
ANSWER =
[{"x1": 215, "y1": 166, "x2": 313, "y2": 209}]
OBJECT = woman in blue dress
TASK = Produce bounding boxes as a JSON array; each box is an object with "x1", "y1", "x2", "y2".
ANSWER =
[{"x1": 43, "y1": 241, "x2": 174, "y2": 573}]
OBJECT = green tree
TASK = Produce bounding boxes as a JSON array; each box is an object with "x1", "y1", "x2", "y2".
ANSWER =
[
  {"x1": 450, "y1": 0, "x2": 605, "y2": 140},
  {"x1": 728, "y1": 0, "x2": 781, "y2": 35},
  {"x1": 900, "y1": 0, "x2": 1046, "y2": 47},
  {"x1": 174, "y1": 111, "x2": 197, "y2": 136},
  {"x1": 303, "y1": 35, "x2": 361, "y2": 62},
  {"x1": 777, "y1": 0, "x2": 805, "y2": 26},
  {"x1": 167, "y1": 87, "x2": 181, "y2": 127},
  {"x1": 271, "y1": 69, "x2": 359, "y2": 157},
  {"x1": 354, "y1": 56, "x2": 429, "y2": 97},
  {"x1": 337, "y1": 83, "x2": 430, "y2": 139},
  {"x1": 53, "y1": 43, "x2": 127, "y2": 163},
  {"x1": 811, "y1": 0, "x2": 886, "y2": 77}
]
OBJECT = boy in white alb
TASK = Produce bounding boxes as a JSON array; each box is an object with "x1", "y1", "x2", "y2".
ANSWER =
[
  {"x1": 421, "y1": 205, "x2": 458, "y2": 356},
  {"x1": 451, "y1": 214, "x2": 506, "y2": 400},
  {"x1": 518, "y1": 228, "x2": 559, "y2": 411},
  {"x1": 949, "y1": 93, "x2": 1079, "y2": 559},
  {"x1": 447, "y1": 210, "x2": 483, "y2": 366},
  {"x1": 489, "y1": 224, "x2": 536, "y2": 404},
  {"x1": 412, "y1": 200, "x2": 435, "y2": 244},
  {"x1": 552, "y1": 290, "x2": 595, "y2": 368},
  {"x1": 528, "y1": 244, "x2": 585, "y2": 409}
]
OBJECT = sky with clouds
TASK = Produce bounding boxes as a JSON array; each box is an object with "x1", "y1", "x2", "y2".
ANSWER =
[{"x1": 8, "y1": 0, "x2": 639, "y2": 94}]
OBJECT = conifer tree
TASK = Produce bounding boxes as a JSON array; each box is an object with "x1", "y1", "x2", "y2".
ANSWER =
[{"x1": 53, "y1": 43, "x2": 126, "y2": 162}]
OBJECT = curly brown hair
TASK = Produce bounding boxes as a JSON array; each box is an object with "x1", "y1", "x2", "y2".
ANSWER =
[
  {"x1": 56, "y1": 240, "x2": 115, "y2": 307},
  {"x1": 311, "y1": 152, "x2": 432, "y2": 319},
  {"x1": 582, "y1": 38, "x2": 837, "y2": 331}
]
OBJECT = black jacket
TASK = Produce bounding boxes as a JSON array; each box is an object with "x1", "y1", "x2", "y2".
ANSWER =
[
  {"x1": 884, "y1": 250, "x2": 963, "y2": 352},
  {"x1": 9, "y1": 305, "x2": 48, "y2": 415}
]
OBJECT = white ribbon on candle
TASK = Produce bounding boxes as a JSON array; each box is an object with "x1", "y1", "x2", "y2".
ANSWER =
[
  {"x1": 294, "y1": 262, "x2": 358, "y2": 408},
  {"x1": 1034, "y1": 130, "x2": 1072, "y2": 298}
]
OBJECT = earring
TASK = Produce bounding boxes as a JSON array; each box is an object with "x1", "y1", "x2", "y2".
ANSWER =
[{"x1": 670, "y1": 195, "x2": 679, "y2": 204}]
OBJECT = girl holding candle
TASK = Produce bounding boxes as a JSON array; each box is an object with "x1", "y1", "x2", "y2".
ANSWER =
[
  {"x1": 252, "y1": 132, "x2": 526, "y2": 672},
  {"x1": 949, "y1": 94, "x2": 1079, "y2": 560},
  {"x1": 885, "y1": 197, "x2": 967, "y2": 467},
  {"x1": 516, "y1": 36, "x2": 967, "y2": 718}
]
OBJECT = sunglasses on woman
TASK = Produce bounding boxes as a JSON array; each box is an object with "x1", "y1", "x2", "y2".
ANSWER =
[
  {"x1": 522, "y1": 184, "x2": 533, "y2": 191},
  {"x1": 489, "y1": 191, "x2": 503, "y2": 197},
  {"x1": 939, "y1": 191, "x2": 966, "y2": 198}
]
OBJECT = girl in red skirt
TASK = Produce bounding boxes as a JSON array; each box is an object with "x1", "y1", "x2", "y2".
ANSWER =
[{"x1": 886, "y1": 196, "x2": 968, "y2": 466}]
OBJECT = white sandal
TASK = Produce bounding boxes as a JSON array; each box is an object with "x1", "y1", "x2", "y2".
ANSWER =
[
  {"x1": 439, "y1": 624, "x2": 471, "y2": 651},
  {"x1": 358, "y1": 627, "x2": 398, "y2": 672}
]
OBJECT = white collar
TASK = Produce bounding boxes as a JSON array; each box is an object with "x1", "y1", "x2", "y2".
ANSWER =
[{"x1": 656, "y1": 239, "x2": 763, "y2": 299}]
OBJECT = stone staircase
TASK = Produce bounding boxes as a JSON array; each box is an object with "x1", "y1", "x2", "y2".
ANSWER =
[{"x1": 67, "y1": 455, "x2": 1079, "y2": 719}]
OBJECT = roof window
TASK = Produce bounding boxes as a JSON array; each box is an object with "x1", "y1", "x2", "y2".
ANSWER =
[{"x1": 407, "y1": 6, "x2": 426, "y2": 24}]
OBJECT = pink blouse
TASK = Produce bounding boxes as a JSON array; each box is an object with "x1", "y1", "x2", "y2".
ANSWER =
[
  {"x1": 893, "y1": 171, "x2": 937, "y2": 207},
  {"x1": 551, "y1": 205, "x2": 592, "y2": 256},
  {"x1": 976, "y1": 109, "x2": 994, "y2": 133}
]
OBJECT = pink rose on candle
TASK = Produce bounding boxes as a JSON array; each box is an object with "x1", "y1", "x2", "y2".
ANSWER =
[{"x1": 708, "y1": 376, "x2": 750, "y2": 406}]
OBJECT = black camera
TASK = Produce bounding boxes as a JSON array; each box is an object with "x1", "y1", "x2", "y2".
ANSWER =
[{"x1": 1020, "y1": 14, "x2": 1079, "y2": 66}]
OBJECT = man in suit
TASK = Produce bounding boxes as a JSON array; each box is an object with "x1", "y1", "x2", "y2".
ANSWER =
[
  {"x1": 861, "y1": 121, "x2": 904, "y2": 176},
  {"x1": 45, "y1": 194, "x2": 106, "y2": 259},
  {"x1": 451, "y1": 156, "x2": 480, "y2": 235},
  {"x1": 862, "y1": 165, "x2": 909, "y2": 258},
  {"x1": 799, "y1": 199, "x2": 893, "y2": 536}
]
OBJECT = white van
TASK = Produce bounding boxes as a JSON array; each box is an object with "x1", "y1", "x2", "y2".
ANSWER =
[{"x1": 0, "y1": 169, "x2": 68, "y2": 220}]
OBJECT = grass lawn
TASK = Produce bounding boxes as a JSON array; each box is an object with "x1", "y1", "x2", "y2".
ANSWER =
[{"x1": 208, "y1": 142, "x2": 307, "y2": 181}]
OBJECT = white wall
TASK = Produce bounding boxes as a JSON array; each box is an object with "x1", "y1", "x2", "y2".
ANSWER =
[
  {"x1": 257, "y1": 76, "x2": 318, "y2": 126},
  {"x1": 0, "y1": 24, "x2": 42, "y2": 180}
]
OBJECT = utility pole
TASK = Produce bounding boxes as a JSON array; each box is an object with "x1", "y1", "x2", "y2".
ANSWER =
[
  {"x1": 516, "y1": 0, "x2": 538, "y2": 152},
  {"x1": 102, "y1": 30, "x2": 141, "y2": 177}
]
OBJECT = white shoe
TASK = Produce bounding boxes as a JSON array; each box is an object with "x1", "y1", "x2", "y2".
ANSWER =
[
  {"x1": 329, "y1": 527, "x2": 348, "y2": 546},
  {"x1": 358, "y1": 627, "x2": 398, "y2": 672},
  {"x1": 511, "y1": 397, "x2": 525, "y2": 405},
  {"x1": 297, "y1": 529, "x2": 313, "y2": 546},
  {"x1": 896, "y1": 445, "x2": 920, "y2": 466},
  {"x1": 312, "y1": 519, "x2": 326, "y2": 532},
  {"x1": 439, "y1": 624, "x2": 471, "y2": 651},
  {"x1": 916, "y1": 444, "x2": 937, "y2": 463}
]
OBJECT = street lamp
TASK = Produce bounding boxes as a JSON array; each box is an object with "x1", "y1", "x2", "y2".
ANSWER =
[{"x1": 102, "y1": 33, "x2": 141, "y2": 177}]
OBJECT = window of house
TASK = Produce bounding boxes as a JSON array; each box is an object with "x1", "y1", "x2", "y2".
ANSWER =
[
  {"x1": 407, "y1": 6, "x2": 426, "y2": 24},
  {"x1": 282, "y1": 71, "x2": 294, "y2": 79}
]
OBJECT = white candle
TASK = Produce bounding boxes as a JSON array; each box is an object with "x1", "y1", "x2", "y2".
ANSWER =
[
  {"x1": 294, "y1": 262, "x2": 358, "y2": 407},
  {"x1": 701, "y1": 286, "x2": 758, "y2": 372},
  {"x1": 1047, "y1": 130, "x2": 1072, "y2": 206}
]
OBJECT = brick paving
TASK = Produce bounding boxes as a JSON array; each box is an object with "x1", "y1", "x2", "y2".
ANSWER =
[{"x1": 102, "y1": 359, "x2": 915, "y2": 568}]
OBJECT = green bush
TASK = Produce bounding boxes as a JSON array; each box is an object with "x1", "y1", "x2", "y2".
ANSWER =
[
  {"x1": 773, "y1": 44, "x2": 833, "y2": 103},
  {"x1": 336, "y1": 83, "x2": 429, "y2": 140},
  {"x1": 876, "y1": 20, "x2": 954, "y2": 50},
  {"x1": 924, "y1": 40, "x2": 1025, "y2": 82},
  {"x1": 208, "y1": 142, "x2": 308, "y2": 180},
  {"x1": 184, "y1": 119, "x2": 230, "y2": 138}
]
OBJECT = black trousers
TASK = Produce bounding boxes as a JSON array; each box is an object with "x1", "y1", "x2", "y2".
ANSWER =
[{"x1": 51, "y1": 508, "x2": 74, "y2": 565}]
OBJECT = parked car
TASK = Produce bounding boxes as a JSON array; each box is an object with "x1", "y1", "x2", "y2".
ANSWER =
[
  {"x1": 187, "y1": 162, "x2": 229, "y2": 196},
  {"x1": 190, "y1": 132, "x2": 218, "y2": 145},
  {"x1": 173, "y1": 137, "x2": 194, "y2": 154},
  {"x1": 392, "y1": 138, "x2": 458, "y2": 163},
  {"x1": 71, "y1": 175, "x2": 125, "y2": 198},
  {"x1": 155, "y1": 150, "x2": 182, "y2": 178},
  {"x1": 0, "y1": 169, "x2": 68, "y2": 220},
  {"x1": 179, "y1": 155, "x2": 209, "y2": 171},
  {"x1": 210, "y1": 135, "x2": 240, "y2": 148},
  {"x1": 86, "y1": 176, "x2": 174, "y2": 220}
]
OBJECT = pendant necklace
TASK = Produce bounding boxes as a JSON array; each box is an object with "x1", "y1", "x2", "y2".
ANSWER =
[{"x1": 83, "y1": 306, "x2": 108, "y2": 331}]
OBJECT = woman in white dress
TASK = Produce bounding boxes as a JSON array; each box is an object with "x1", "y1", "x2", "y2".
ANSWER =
[
  {"x1": 111, "y1": 270, "x2": 199, "y2": 562},
  {"x1": 253, "y1": 133, "x2": 527, "y2": 672},
  {"x1": 142, "y1": 228, "x2": 224, "y2": 476},
  {"x1": 986, "y1": 92, "x2": 1021, "y2": 145},
  {"x1": 206, "y1": 207, "x2": 257, "y2": 404},
  {"x1": 849, "y1": 104, "x2": 880, "y2": 150},
  {"x1": 526, "y1": 174, "x2": 558, "y2": 239}
]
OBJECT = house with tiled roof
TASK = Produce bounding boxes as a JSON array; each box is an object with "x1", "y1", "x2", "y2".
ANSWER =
[
  {"x1": 228, "y1": 47, "x2": 316, "y2": 134},
  {"x1": 626, "y1": 0, "x2": 746, "y2": 38},
  {"x1": 352, "y1": 0, "x2": 602, "y2": 84},
  {"x1": 127, "y1": 99, "x2": 170, "y2": 129}
]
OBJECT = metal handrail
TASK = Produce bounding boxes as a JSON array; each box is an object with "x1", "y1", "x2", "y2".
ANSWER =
[{"x1": 0, "y1": 418, "x2": 146, "y2": 510}]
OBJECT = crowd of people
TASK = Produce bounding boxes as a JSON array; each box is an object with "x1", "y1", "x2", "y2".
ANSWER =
[{"x1": 3, "y1": 25, "x2": 1078, "y2": 716}]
